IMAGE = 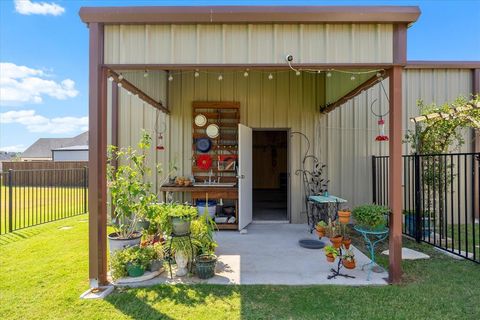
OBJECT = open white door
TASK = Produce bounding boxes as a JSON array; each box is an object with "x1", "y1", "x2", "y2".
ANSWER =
[{"x1": 238, "y1": 124, "x2": 252, "y2": 230}]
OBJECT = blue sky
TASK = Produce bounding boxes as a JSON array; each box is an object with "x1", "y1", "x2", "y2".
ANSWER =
[{"x1": 0, "y1": 0, "x2": 479, "y2": 152}]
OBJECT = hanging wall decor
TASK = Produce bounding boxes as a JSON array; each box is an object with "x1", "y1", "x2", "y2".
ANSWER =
[
  {"x1": 370, "y1": 99, "x2": 389, "y2": 142},
  {"x1": 155, "y1": 116, "x2": 167, "y2": 150}
]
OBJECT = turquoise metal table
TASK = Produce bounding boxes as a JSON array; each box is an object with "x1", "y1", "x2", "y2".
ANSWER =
[
  {"x1": 307, "y1": 195, "x2": 347, "y2": 232},
  {"x1": 353, "y1": 225, "x2": 389, "y2": 281}
]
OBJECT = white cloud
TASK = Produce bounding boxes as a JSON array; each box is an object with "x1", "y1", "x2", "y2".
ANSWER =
[
  {"x1": 0, "y1": 62, "x2": 79, "y2": 106},
  {"x1": 0, "y1": 109, "x2": 88, "y2": 134},
  {"x1": 14, "y1": 0, "x2": 65, "y2": 16},
  {"x1": 0, "y1": 144, "x2": 26, "y2": 152}
]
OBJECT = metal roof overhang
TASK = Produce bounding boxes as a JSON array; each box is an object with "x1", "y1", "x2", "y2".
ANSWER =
[{"x1": 79, "y1": 5, "x2": 420, "y2": 25}]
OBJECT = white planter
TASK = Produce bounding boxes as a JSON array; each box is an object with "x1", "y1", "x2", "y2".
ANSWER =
[
  {"x1": 108, "y1": 232, "x2": 142, "y2": 253},
  {"x1": 175, "y1": 251, "x2": 188, "y2": 277}
]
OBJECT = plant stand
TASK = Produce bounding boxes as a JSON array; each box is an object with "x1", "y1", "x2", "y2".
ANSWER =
[
  {"x1": 353, "y1": 226, "x2": 389, "y2": 281},
  {"x1": 167, "y1": 232, "x2": 195, "y2": 279},
  {"x1": 327, "y1": 246, "x2": 356, "y2": 280}
]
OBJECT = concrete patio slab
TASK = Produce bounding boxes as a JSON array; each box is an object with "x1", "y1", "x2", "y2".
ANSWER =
[{"x1": 117, "y1": 224, "x2": 388, "y2": 287}]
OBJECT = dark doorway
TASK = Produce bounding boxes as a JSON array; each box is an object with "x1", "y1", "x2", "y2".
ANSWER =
[{"x1": 252, "y1": 130, "x2": 288, "y2": 221}]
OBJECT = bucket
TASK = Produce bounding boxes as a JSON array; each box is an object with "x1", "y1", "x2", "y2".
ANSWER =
[{"x1": 196, "y1": 200, "x2": 217, "y2": 218}]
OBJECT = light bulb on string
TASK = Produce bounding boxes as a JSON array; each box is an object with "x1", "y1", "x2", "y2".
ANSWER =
[
  {"x1": 243, "y1": 71, "x2": 249, "y2": 77},
  {"x1": 194, "y1": 71, "x2": 200, "y2": 78},
  {"x1": 326, "y1": 72, "x2": 332, "y2": 78},
  {"x1": 376, "y1": 72, "x2": 382, "y2": 78},
  {"x1": 108, "y1": 76, "x2": 114, "y2": 82},
  {"x1": 143, "y1": 70, "x2": 149, "y2": 78},
  {"x1": 268, "y1": 73, "x2": 273, "y2": 80},
  {"x1": 295, "y1": 70, "x2": 301, "y2": 76},
  {"x1": 127, "y1": 91, "x2": 132, "y2": 95},
  {"x1": 218, "y1": 74, "x2": 223, "y2": 81},
  {"x1": 117, "y1": 82, "x2": 123, "y2": 88},
  {"x1": 350, "y1": 75, "x2": 356, "y2": 81},
  {"x1": 168, "y1": 74, "x2": 173, "y2": 81},
  {"x1": 118, "y1": 74, "x2": 124, "y2": 81}
]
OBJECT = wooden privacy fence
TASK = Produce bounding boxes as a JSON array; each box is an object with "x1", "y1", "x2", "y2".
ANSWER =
[{"x1": 1, "y1": 161, "x2": 88, "y2": 187}]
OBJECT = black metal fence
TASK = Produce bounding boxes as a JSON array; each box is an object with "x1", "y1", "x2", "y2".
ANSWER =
[
  {"x1": 373, "y1": 153, "x2": 480, "y2": 263},
  {"x1": 0, "y1": 168, "x2": 88, "y2": 235}
]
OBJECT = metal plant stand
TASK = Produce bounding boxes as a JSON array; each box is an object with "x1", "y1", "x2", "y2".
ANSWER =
[
  {"x1": 327, "y1": 246, "x2": 355, "y2": 280},
  {"x1": 354, "y1": 226, "x2": 389, "y2": 281},
  {"x1": 167, "y1": 232, "x2": 195, "y2": 279},
  {"x1": 308, "y1": 195, "x2": 347, "y2": 232}
]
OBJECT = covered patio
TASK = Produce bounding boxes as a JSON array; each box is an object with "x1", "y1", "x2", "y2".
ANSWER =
[{"x1": 80, "y1": 5, "x2": 420, "y2": 289}]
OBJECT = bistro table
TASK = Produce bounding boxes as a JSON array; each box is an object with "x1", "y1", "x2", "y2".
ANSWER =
[
  {"x1": 307, "y1": 195, "x2": 347, "y2": 232},
  {"x1": 353, "y1": 225, "x2": 389, "y2": 281}
]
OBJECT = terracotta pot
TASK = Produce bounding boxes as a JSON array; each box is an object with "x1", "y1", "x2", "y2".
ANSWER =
[
  {"x1": 343, "y1": 259, "x2": 356, "y2": 269},
  {"x1": 330, "y1": 236, "x2": 343, "y2": 249},
  {"x1": 315, "y1": 226, "x2": 326, "y2": 238},
  {"x1": 338, "y1": 210, "x2": 351, "y2": 224},
  {"x1": 326, "y1": 254, "x2": 335, "y2": 263},
  {"x1": 342, "y1": 238, "x2": 352, "y2": 249}
]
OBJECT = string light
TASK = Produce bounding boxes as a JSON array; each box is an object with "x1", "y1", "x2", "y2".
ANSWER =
[
  {"x1": 194, "y1": 70, "x2": 200, "y2": 78},
  {"x1": 376, "y1": 72, "x2": 382, "y2": 78},
  {"x1": 108, "y1": 76, "x2": 114, "y2": 82},
  {"x1": 143, "y1": 70, "x2": 149, "y2": 78},
  {"x1": 268, "y1": 73, "x2": 273, "y2": 80},
  {"x1": 326, "y1": 72, "x2": 332, "y2": 77},
  {"x1": 295, "y1": 70, "x2": 301, "y2": 76},
  {"x1": 117, "y1": 82, "x2": 123, "y2": 88},
  {"x1": 168, "y1": 74, "x2": 173, "y2": 81},
  {"x1": 350, "y1": 75, "x2": 356, "y2": 81},
  {"x1": 127, "y1": 91, "x2": 132, "y2": 95},
  {"x1": 118, "y1": 74, "x2": 124, "y2": 81},
  {"x1": 218, "y1": 74, "x2": 223, "y2": 81},
  {"x1": 243, "y1": 71, "x2": 249, "y2": 77}
]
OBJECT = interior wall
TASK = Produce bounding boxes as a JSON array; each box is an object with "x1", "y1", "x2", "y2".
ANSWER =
[{"x1": 253, "y1": 131, "x2": 288, "y2": 189}]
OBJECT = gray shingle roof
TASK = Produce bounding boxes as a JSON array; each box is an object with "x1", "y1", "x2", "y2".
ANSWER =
[{"x1": 21, "y1": 132, "x2": 88, "y2": 159}]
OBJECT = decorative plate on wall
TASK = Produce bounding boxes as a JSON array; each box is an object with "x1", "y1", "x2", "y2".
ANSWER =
[
  {"x1": 206, "y1": 124, "x2": 220, "y2": 138},
  {"x1": 196, "y1": 138, "x2": 212, "y2": 153},
  {"x1": 194, "y1": 114, "x2": 207, "y2": 127},
  {"x1": 196, "y1": 154, "x2": 213, "y2": 170}
]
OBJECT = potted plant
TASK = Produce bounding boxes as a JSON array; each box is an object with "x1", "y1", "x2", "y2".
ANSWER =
[
  {"x1": 140, "y1": 241, "x2": 164, "y2": 272},
  {"x1": 342, "y1": 236, "x2": 352, "y2": 249},
  {"x1": 167, "y1": 236, "x2": 194, "y2": 277},
  {"x1": 337, "y1": 207, "x2": 351, "y2": 224},
  {"x1": 169, "y1": 204, "x2": 198, "y2": 235},
  {"x1": 352, "y1": 204, "x2": 390, "y2": 230},
  {"x1": 342, "y1": 249, "x2": 356, "y2": 269},
  {"x1": 107, "y1": 131, "x2": 158, "y2": 253},
  {"x1": 191, "y1": 214, "x2": 218, "y2": 279},
  {"x1": 110, "y1": 246, "x2": 152, "y2": 280},
  {"x1": 315, "y1": 220, "x2": 327, "y2": 238},
  {"x1": 324, "y1": 245, "x2": 339, "y2": 263},
  {"x1": 328, "y1": 220, "x2": 343, "y2": 249}
]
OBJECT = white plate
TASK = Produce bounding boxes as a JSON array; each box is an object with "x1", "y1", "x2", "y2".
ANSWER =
[
  {"x1": 194, "y1": 114, "x2": 207, "y2": 127},
  {"x1": 206, "y1": 124, "x2": 220, "y2": 138}
]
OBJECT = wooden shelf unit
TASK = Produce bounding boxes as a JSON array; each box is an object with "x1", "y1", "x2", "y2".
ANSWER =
[{"x1": 192, "y1": 101, "x2": 240, "y2": 230}]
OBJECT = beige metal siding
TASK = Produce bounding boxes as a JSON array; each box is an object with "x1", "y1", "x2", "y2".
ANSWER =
[
  {"x1": 104, "y1": 24, "x2": 393, "y2": 64},
  {"x1": 320, "y1": 69, "x2": 474, "y2": 209}
]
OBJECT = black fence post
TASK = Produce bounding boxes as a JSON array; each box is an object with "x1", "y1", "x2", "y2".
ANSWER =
[
  {"x1": 372, "y1": 156, "x2": 377, "y2": 204},
  {"x1": 8, "y1": 169, "x2": 13, "y2": 233},
  {"x1": 414, "y1": 153, "x2": 422, "y2": 243},
  {"x1": 83, "y1": 166, "x2": 88, "y2": 214}
]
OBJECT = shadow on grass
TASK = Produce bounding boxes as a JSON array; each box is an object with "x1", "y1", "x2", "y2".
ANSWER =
[
  {"x1": 105, "y1": 284, "x2": 239, "y2": 319},
  {"x1": 0, "y1": 228, "x2": 44, "y2": 245}
]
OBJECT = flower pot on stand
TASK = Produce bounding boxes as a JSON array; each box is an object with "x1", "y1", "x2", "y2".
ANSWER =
[
  {"x1": 195, "y1": 254, "x2": 217, "y2": 279},
  {"x1": 343, "y1": 259, "x2": 356, "y2": 269},
  {"x1": 175, "y1": 251, "x2": 189, "y2": 277},
  {"x1": 315, "y1": 226, "x2": 326, "y2": 238},
  {"x1": 326, "y1": 254, "x2": 335, "y2": 263},
  {"x1": 342, "y1": 237, "x2": 352, "y2": 249},
  {"x1": 171, "y1": 218, "x2": 191, "y2": 235},
  {"x1": 338, "y1": 210, "x2": 351, "y2": 224},
  {"x1": 108, "y1": 231, "x2": 143, "y2": 254},
  {"x1": 330, "y1": 235, "x2": 343, "y2": 249}
]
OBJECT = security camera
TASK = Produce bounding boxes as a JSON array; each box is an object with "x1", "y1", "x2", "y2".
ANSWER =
[{"x1": 285, "y1": 55, "x2": 294, "y2": 62}]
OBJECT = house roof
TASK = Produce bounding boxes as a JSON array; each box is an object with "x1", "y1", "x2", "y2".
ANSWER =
[
  {"x1": 79, "y1": 6, "x2": 421, "y2": 25},
  {"x1": 52, "y1": 145, "x2": 89, "y2": 151},
  {"x1": 22, "y1": 132, "x2": 88, "y2": 159}
]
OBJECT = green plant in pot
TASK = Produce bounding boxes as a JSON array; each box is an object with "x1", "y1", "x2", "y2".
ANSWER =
[
  {"x1": 107, "y1": 131, "x2": 158, "y2": 253},
  {"x1": 352, "y1": 204, "x2": 390, "y2": 230},
  {"x1": 324, "y1": 245, "x2": 339, "y2": 263},
  {"x1": 191, "y1": 214, "x2": 218, "y2": 279},
  {"x1": 110, "y1": 246, "x2": 152, "y2": 279},
  {"x1": 168, "y1": 204, "x2": 198, "y2": 236},
  {"x1": 166, "y1": 236, "x2": 194, "y2": 277}
]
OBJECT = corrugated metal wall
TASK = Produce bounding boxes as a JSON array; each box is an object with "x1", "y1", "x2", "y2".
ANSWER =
[
  {"x1": 104, "y1": 24, "x2": 393, "y2": 64},
  {"x1": 114, "y1": 68, "x2": 474, "y2": 223},
  {"x1": 320, "y1": 69, "x2": 474, "y2": 208}
]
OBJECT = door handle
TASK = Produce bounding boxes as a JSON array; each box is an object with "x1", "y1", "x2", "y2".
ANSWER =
[{"x1": 237, "y1": 174, "x2": 245, "y2": 179}]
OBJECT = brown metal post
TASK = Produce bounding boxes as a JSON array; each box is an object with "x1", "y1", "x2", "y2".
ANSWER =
[
  {"x1": 88, "y1": 22, "x2": 108, "y2": 287},
  {"x1": 111, "y1": 83, "x2": 119, "y2": 169},
  {"x1": 388, "y1": 65, "x2": 403, "y2": 283}
]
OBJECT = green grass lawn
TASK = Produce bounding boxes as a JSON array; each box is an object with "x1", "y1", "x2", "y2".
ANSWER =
[
  {"x1": 0, "y1": 185, "x2": 87, "y2": 234},
  {"x1": 1, "y1": 215, "x2": 480, "y2": 319}
]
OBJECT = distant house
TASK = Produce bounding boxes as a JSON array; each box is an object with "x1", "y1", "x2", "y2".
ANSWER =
[
  {"x1": 0, "y1": 151, "x2": 19, "y2": 170},
  {"x1": 21, "y1": 132, "x2": 88, "y2": 161},
  {"x1": 52, "y1": 145, "x2": 89, "y2": 161}
]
